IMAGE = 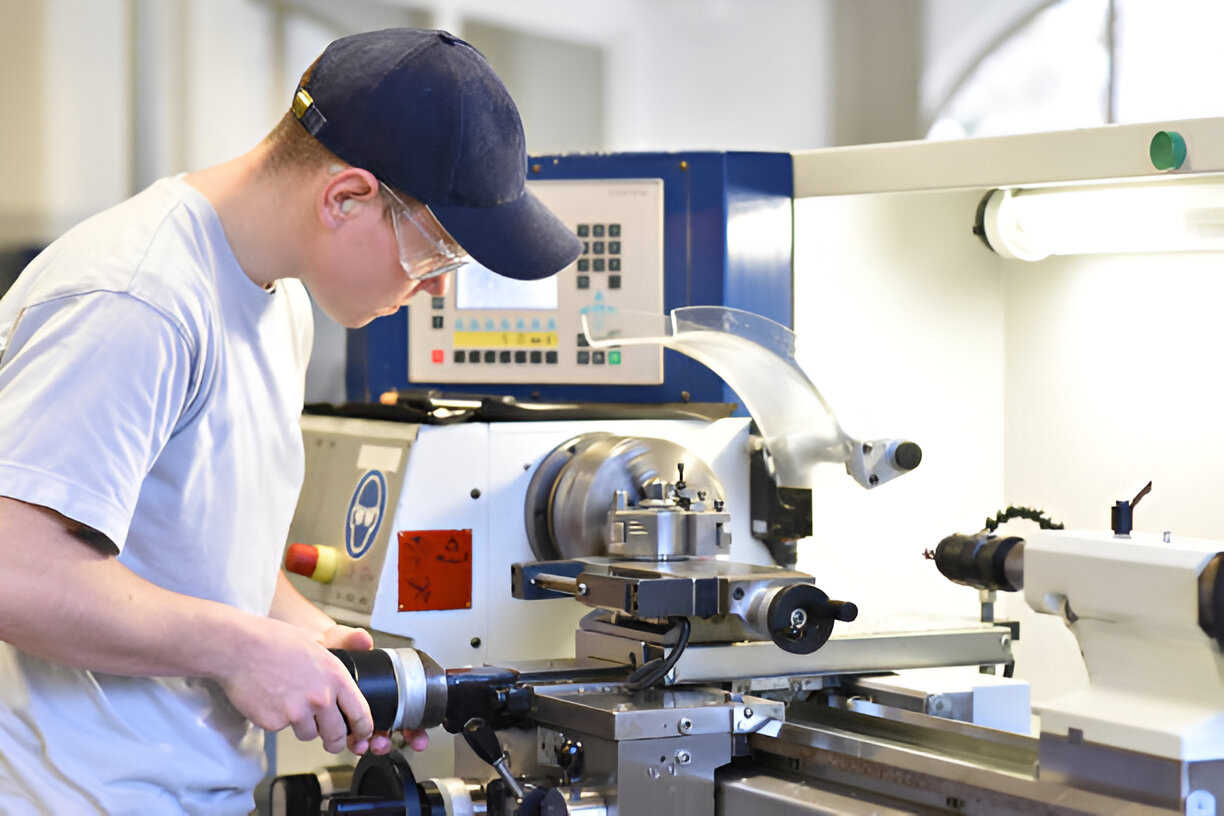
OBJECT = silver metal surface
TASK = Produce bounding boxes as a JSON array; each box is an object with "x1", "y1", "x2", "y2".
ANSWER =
[
  {"x1": 575, "y1": 625, "x2": 1014, "y2": 684},
  {"x1": 1040, "y1": 732, "x2": 1224, "y2": 812},
  {"x1": 386, "y1": 648, "x2": 447, "y2": 731},
  {"x1": 525, "y1": 434, "x2": 725, "y2": 561},
  {"x1": 616, "y1": 732, "x2": 729, "y2": 815},
  {"x1": 531, "y1": 572, "x2": 581, "y2": 595},
  {"x1": 844, "y1": 676, "x2": 973, "y2": 723},
  {"x1": 607, "y1": 500, "x2": 730, "y2": 560},
  {"x1": 527, "y1": 685, "x2": 747, "y2": 816},
  {"x1": 749, "y1": 709, "x2": 1184, "y2": 815},
  {"x1": 532, "y1": 683, "x2": 752, "y2": 742},
  {"x1": 717, "y1": 769, "x2": 919, "y2": 815}
]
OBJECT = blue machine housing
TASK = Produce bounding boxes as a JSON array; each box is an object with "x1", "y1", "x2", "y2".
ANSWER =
[{"x1": 345, "y1": 151, "x2": 794, "y2": 406}]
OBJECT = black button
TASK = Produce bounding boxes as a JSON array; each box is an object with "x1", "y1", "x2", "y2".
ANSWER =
[
  {"x1": 431, "y1": 297, "x2": 446, "y2": 309},
  {"x1": 577, "y1": 275, "x2": 590, "y2": 289},
  {"x1": 592, "y1": 224, "x2": 605, "y2": 237},
  {"x1": 577, "y1": 224, "x2": 590, "y2": 237},
  {"x1": 577, "y1": 333, "x2": 589, "y2": 347},
  {"x1": 609, "y1": 258, "x2": 621, "y2": 271},
  {"x1": 483, "y1": 350, "x2": 496, "y2": 363},
  {"x1": 592, "y1": 351, "x2": 606, "y2": 364},
  {"x1": 453, "y1": 350, "x2": 465, "y2": 363},
  {"x1": 499, "y1": 351, "x2": 511, "y2": 363},
  {"x1": 592, "y1": 241, "x2": 605, "y2": 255},
  {"x1": 530, "y1": 351, "x2": 543, "y2": 364},
  {"x1": 468, "y1": 351, "x2": 481, "y2": 363},
  {"x1": 608, "y1": 224, "x2": 621, "y2": 237},
  {"x1": 431, "y1": 315, "x2": 444, "y2": 329},
  {"x1": 577, "y1": 258, "x2": 589, "y2": 272},
  {"x1": 515, "y1": 351, "x2": 527, "y2": 363},
  {"x1": 582, "y1": 241, "x2": 589, "y2": 255},
  {"x1": 577, "y1": 351, "x2": 590, "y2": 364},
  {"x1": 593, "y1": 259, "x2": 605, "y2": 272},
  {"x1": 545, "y1": 351, "x2": 558, "y2": 364},
  {"x1": 609, "y1": 275, "x2": 621, "y2": 289},
  {"x1": 609, "y1": 241, "x2": 621, "y2": 254}
]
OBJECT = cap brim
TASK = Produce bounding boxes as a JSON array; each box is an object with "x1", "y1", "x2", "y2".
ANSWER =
[{"x1": 430, "y1": 189, "x2": 581, "y2": 281}]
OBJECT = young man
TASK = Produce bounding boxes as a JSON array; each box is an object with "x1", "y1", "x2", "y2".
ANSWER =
[{"x1": 0, "y1": 28, "x2": 580, "y2": 814}]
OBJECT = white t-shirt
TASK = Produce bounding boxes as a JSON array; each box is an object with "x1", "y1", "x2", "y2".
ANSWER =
[{"x1": 0, "y1": 176, "x2": 313, "y2": 814}]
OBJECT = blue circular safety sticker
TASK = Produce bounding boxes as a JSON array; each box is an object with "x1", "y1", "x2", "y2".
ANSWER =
[{"x1": 345, "y1": 470, "x2": 388, "y2": 559}]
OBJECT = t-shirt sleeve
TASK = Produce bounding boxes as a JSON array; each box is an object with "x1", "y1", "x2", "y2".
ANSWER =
[{"x1": 0, "y1": 291, "x2": 195, "y2": 549}]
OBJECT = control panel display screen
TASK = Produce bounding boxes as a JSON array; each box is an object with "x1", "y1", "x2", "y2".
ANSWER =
[
  {"x1": 455, "y1": 262, "x2": 558, "y2": 311},
  {"x1": 408, "y1": 178, "x2": 664, "y2": 385}
]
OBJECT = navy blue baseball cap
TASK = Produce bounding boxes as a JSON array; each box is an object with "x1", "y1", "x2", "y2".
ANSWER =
[{"x1": 291, "y1": 28, "x2": 581, "y2": 281}]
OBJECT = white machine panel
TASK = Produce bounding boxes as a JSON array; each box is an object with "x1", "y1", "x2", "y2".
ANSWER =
[
  {"x1": 367, "y1": 418, "x2": 762, "y2": 671},
  {"x1": 407, "y1": 178, "x2": 665, "y2": 386}
]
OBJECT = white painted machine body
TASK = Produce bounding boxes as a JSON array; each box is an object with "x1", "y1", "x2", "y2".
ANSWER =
[{"x1": 1025, "y1": 530, "x2": 1224, "y2": 761}]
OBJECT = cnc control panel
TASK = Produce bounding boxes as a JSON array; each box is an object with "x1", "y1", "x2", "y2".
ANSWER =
[{"x1": 406, "y1": 178, "x2": 665, "y2": 386}]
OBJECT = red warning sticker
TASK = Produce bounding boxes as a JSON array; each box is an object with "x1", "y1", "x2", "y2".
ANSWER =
[{"x1": 397, "y1": 529, "x2": 473, "y2": 611}]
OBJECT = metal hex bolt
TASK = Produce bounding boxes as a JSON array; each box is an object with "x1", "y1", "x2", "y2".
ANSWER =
[
  {"x1": 677, "y1": 717, "x2": 694, "y2": 734},
  {"x1": 674, "y1": 750, "x2": 692, "y2": 765}
]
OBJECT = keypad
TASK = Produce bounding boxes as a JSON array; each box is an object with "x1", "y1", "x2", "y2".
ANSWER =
[
  {"x1": 443, "y1": 220, "x2": 628, "y2": 372},
  {"x1": 575, "y1": 223, "x2": 622, "y2": 290}
]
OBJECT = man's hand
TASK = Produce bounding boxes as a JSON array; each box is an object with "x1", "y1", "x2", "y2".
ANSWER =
[
  {"x1": 319, "y1": 626, "x2": 430, "y2": 754},
  {"x1": 270, "y1": 578, "x2": 432, "y2": 754},
  {"x1": 318, "y1": 624, "x2": 374, "y2": 653},
  {"x1": 213, "y1": 618, "x2": 374, "y2": 755}
]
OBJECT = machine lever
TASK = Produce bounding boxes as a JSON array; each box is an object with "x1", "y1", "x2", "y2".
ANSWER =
[
  {"x1": 1112, "y1": 481, "x2": 1152, "y2": 537},
  {"x1": 463, "y1": 717, "x2": 526, "y2": 800}
]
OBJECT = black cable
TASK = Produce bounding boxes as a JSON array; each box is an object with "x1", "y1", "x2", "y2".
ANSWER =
[{"x1": 624, "y1": 617, "x2": 692, "y2": 692}]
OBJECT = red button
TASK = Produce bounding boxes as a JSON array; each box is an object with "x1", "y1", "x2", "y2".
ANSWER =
[
  {"x1": 284, "y1": 542, "x2": 319, "y2": 577},
  {"x1": 431, "y1": 348, "x2": 444, "y2": 363}
]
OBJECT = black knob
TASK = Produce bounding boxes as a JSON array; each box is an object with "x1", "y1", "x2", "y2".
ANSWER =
[
  {"x1": 766, "y1": 584, "x2": 853, "y2": 655},
  {"x1": 461, "y1": 717, "x2": 505, "y2": 767},
  {"x1": 555, "y1": 739, "x2": 584, "y2": 783},
  {"x1": 893, "y1": 441, "x2": 922, "y2": 471}
]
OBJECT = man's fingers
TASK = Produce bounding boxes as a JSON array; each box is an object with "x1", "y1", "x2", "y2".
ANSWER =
[
  {"x1": 337, "y1": 683, "x2": 374, "y2": 743},
  {"x1": 291, "y1": 717, "x2": 319, "y2": 743},
  {"x1": 402, "y1": 728, "x2": 429, "y2": 752},
  {"x1": 336, "y1": 626, "x2": 374, "y2": 651},
  {"x1": 315, "y1": 704, "x2": 349, "y2": 753}
]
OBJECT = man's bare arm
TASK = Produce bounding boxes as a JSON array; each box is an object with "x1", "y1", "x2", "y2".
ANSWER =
[{"x1": 0, "y1": 496, "x2": 376, "y2": 754}]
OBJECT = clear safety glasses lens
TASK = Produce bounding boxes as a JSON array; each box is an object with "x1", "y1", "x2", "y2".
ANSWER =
[{"x1": 383, "y1": 186, "x2": 470, "y2": 281}]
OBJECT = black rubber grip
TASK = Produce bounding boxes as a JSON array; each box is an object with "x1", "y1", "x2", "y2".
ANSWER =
[{"x1": 331, "y1": 649, "x2": 401, "y2": 732}]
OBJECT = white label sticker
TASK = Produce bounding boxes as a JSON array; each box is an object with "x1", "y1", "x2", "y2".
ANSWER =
[{"x1": 357, "y1": 444, "x2": 403, "y2": 474}]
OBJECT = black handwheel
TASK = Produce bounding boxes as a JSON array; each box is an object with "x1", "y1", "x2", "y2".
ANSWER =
[
  {"x1": 767, "y1": 584, "x2": 857, "y2": 655},
  {"x1": 346, "y1": 751, "x2": 423, "y2": 816},
  {"x1": 516, "y1": 788, "x2": 567, "y2": 816}
]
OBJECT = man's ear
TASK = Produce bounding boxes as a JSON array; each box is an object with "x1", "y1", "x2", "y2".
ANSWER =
[{"x1": 319, "y1": 167, "x2": 380, "y2": 229}]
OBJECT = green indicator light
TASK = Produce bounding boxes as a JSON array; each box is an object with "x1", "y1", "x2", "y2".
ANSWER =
[
  {"x1": 608, "y1": 350, "x2": 622, "y2": 365},
  {"x1": 1150, "y1": 130, "x2": 1187, "y2": 171}
]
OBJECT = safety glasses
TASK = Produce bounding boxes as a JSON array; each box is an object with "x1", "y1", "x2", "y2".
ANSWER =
[{"x1": 380, "y1": 183, "x2": 470, "y2": 281}]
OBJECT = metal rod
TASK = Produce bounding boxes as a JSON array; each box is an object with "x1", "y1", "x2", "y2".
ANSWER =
[{"x1": 532, "y1": 572, "x2": 579, "y2": 595}]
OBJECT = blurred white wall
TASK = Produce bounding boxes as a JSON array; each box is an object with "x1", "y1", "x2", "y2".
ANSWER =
[{"x1": 0, "y1": 0, "x2": 960, "y2": 252}]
